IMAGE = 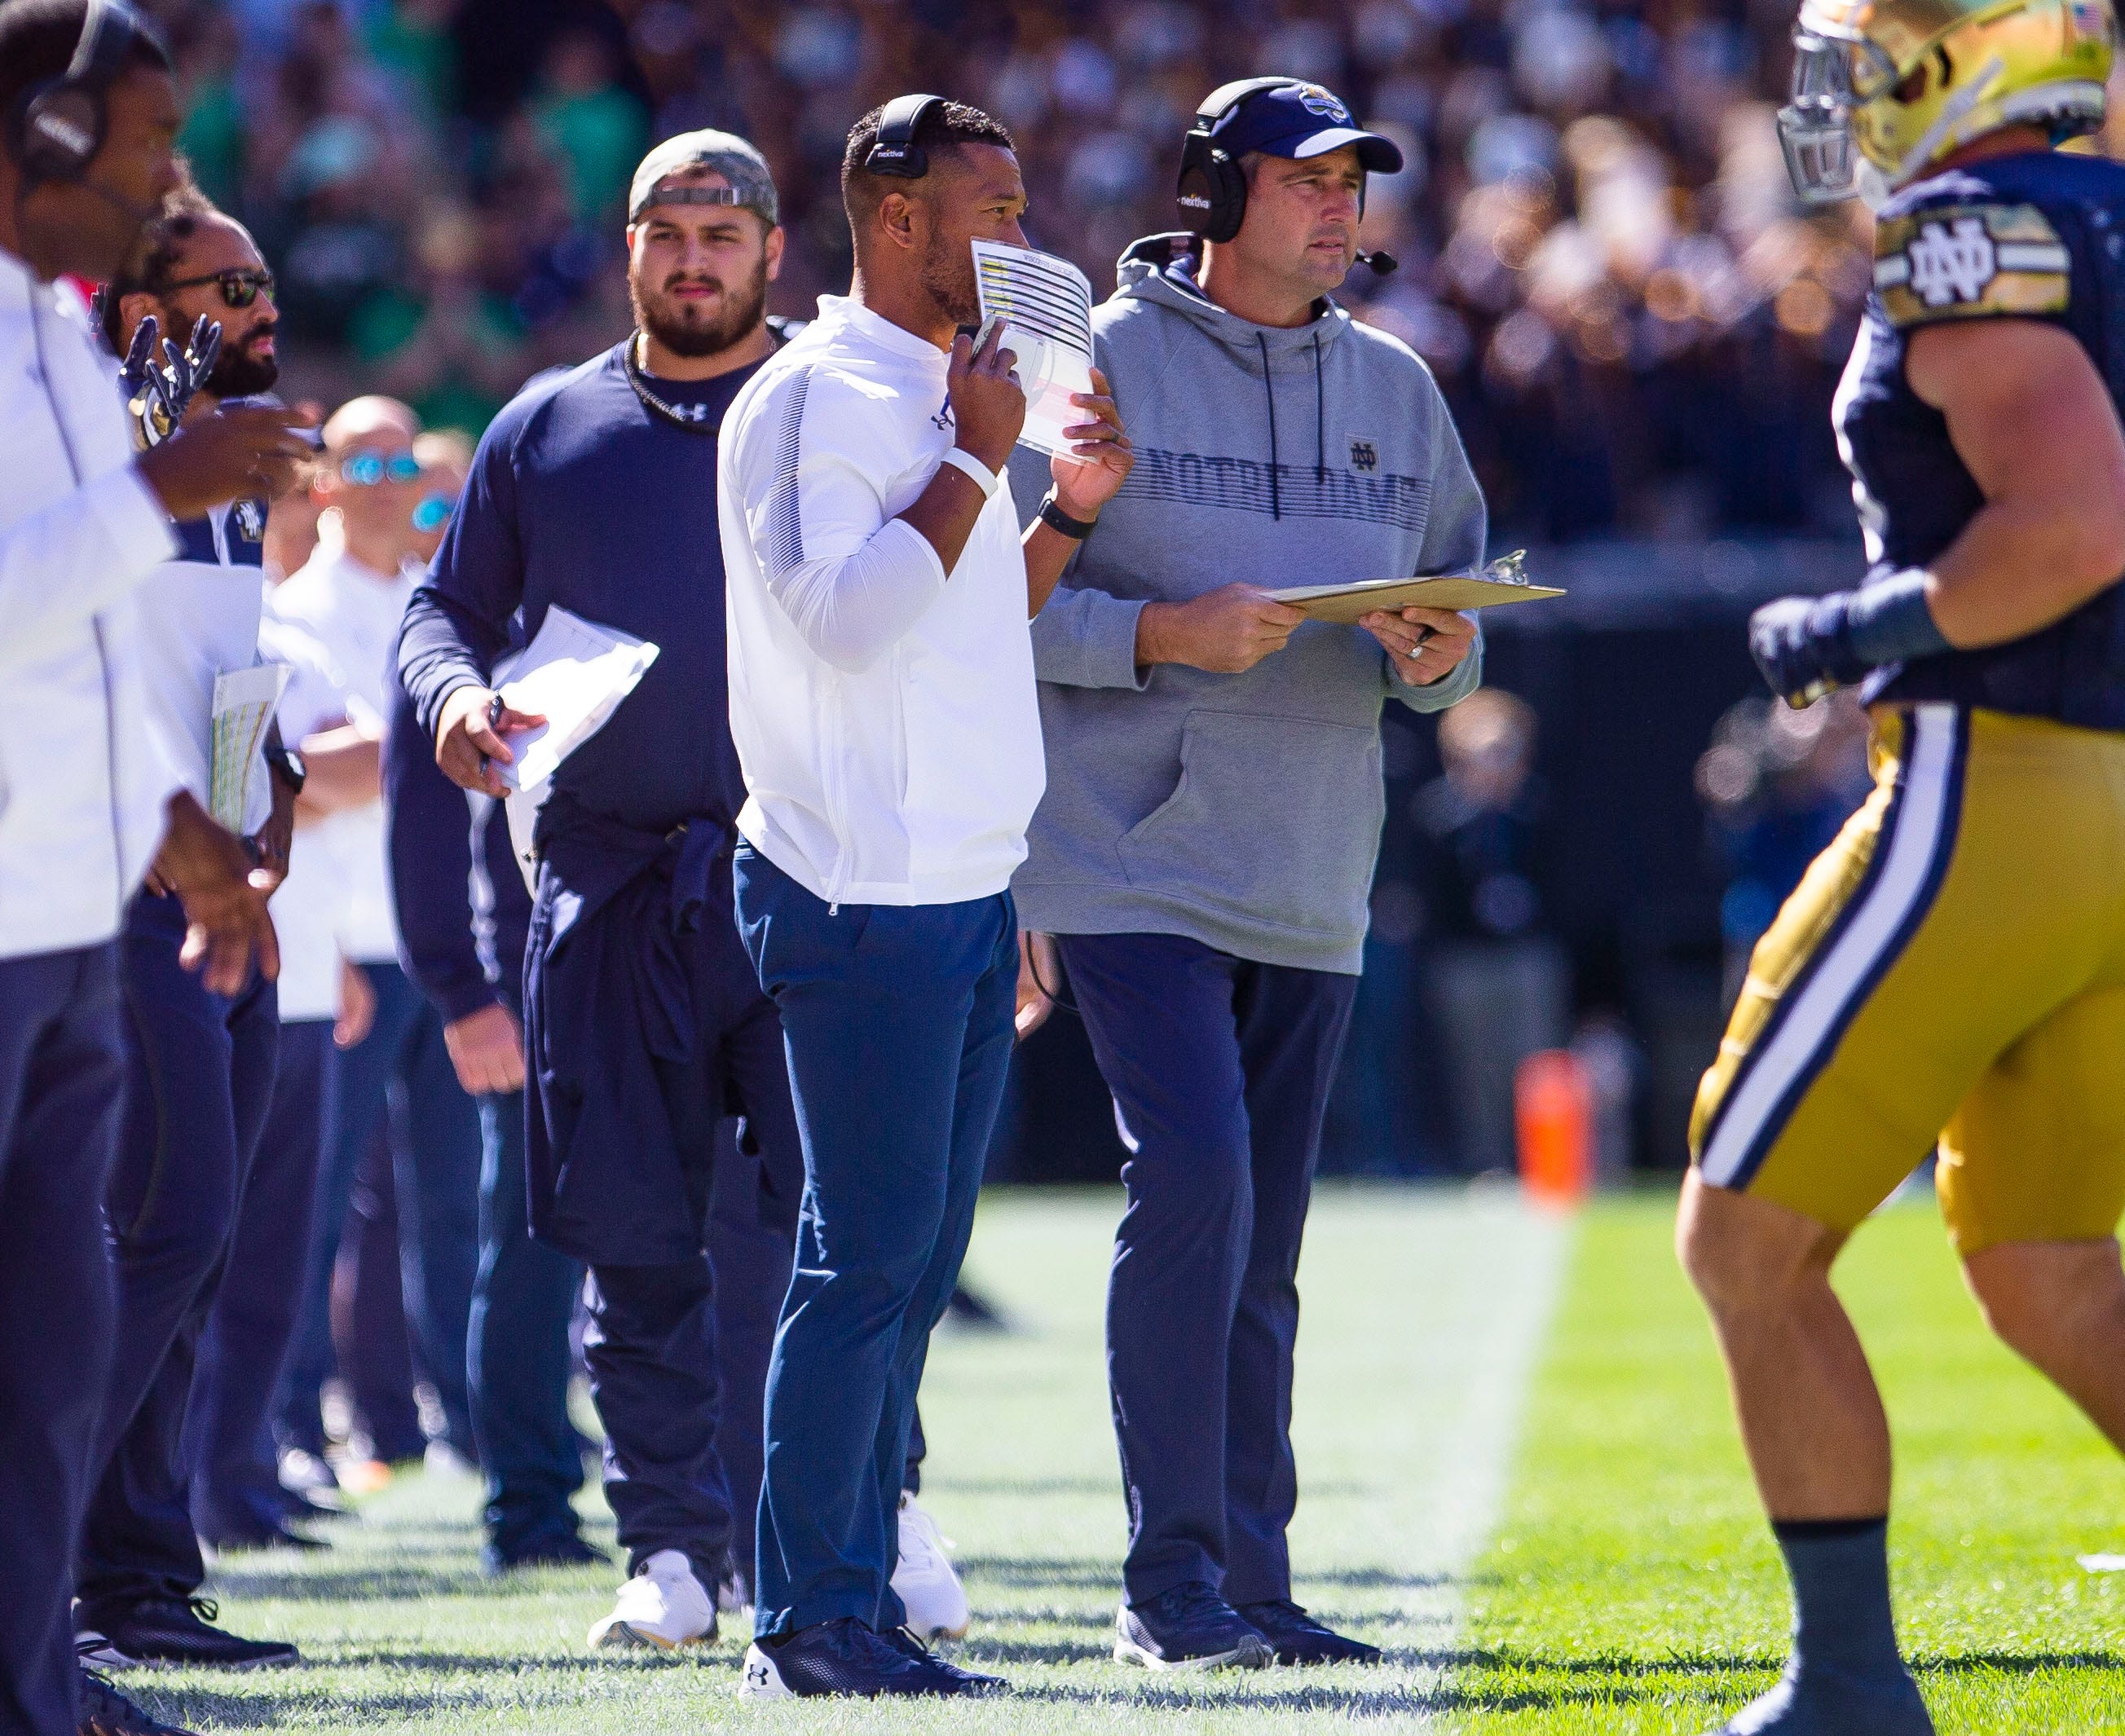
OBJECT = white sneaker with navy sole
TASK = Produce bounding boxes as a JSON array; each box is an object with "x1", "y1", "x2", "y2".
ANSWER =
[{"x1": 587, "y1": 1549, "x2": 716, "y2": 1650}]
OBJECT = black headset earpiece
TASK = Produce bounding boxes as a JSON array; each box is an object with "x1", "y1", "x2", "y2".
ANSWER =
[
  {"x1": 10, "y1": 0, "x2": 141, "y2": 188},
  {"x1": 1176, "y1": 77, "x2": 1294, "y2": 245},
  {"x1": 866, "y1": 92, "x2": 946, "y2": 181}
]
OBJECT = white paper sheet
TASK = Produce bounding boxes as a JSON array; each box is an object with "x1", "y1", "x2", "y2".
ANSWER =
[
  {"x1": 209, "y1": 662, "x2": 291, "y2": 833},
  {"x1": 495, "y1": 606, "x2": 660, "y2": 795},
  {"x1": 971, "y1": 239, "x2": 1097, "y2": 463}
]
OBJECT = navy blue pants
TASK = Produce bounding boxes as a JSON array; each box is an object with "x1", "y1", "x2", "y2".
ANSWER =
[
  {"x1": 279, "y1": 962, "x2": 480, "y2": 1460},
  {"x1": 0, "y1": 945, "x2": 125, "y2": 1736},
  {"x1": 735, "y1": 845, "x2": 1016, "y2": 1638},
  {"x1": 470, "y1": 1085, "x2": 584, "y2": 1558},
  {"x1": 576, "y1": 932, "x2": 803, "y2": 1587},
  {"x1": 192, "y1": 1018, "x2": 336, "y2": 1541},
  {"x1": 79, "y1": 892, "x2": 279, "y2": 1619},
  {"x1": 1056, "y1": 932, "x2": 1357, "y2": 1607}
]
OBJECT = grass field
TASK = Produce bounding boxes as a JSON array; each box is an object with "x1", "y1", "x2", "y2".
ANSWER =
[{"x1": 126, "y1": 1183, "x2": 2125, "y2": 1734}]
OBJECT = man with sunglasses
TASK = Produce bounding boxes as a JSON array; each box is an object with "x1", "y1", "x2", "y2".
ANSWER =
[
  {"x1": 271, "y1": 397, "x2": 486, "y2": 1504},
  {"x1": 68, "y1": 180, "x2": 311, "y2": 1672}
]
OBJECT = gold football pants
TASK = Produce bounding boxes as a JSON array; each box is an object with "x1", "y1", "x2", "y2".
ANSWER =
[{"x1": 1691, "y1": 704, "x2": 2125, "y2": 1254}]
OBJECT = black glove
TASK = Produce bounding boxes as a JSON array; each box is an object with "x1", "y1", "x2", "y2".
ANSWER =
[
  {"x1": 1748, "y1": 593, "x2": 1870, "y2": 709},
  {"x1": 121, "y1": 313, "x2": 223, "y2": 447}
]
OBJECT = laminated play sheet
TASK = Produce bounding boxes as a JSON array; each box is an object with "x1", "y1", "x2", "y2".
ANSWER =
[
  {"x1": 972, "y1": 238, "x2": 1097, "y2": 463},
  {"x1": 209, "y1": 662, "x2": 291, "y2": 832}
]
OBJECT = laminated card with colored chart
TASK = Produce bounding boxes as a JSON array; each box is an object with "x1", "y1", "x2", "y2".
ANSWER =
[
  {"x1": 971, "y1": 239, "x2": 1097, "y2": 463},
  {"x1": 209, "y1": 663, "x2": 291, "y2": 834}
]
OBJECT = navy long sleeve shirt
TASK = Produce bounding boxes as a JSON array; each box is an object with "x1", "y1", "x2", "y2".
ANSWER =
[
  {"x1": 385, "y1": 672, "x2": 531, "y2": 1024},
  {"x1": 396, "y1": 339, "x2": 765, "y2": 838}
]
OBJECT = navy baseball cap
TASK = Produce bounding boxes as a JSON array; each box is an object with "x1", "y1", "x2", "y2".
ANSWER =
[{"x1": 1204, "y1": 80, "x2": 1404, "y2": 174}]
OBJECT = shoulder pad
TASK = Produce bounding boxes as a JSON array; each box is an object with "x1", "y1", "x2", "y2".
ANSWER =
[{"x1": 1871, "y1": 202, "x2": 2070, "y2": 328}]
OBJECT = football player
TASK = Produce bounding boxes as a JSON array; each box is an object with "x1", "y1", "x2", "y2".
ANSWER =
[{"x1": 1680, "y1": 0, "x2": 2125, "y2": 1730}]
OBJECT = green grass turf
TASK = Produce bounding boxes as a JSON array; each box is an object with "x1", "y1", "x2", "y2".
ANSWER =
[
  {"x1": 118, "y1": 1185, "x2": 2125, "y2": 1733},
  {"x1": 1457, "y1": 1189, "x2": 2125, "y2": 1734}
]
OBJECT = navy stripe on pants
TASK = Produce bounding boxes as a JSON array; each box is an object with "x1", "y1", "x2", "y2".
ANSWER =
[
  {"x1": 80, "y1": 892, "x2": 277, "y2": 1619},
  {"x1": 0, "y1": 945, "x2": 124, "y2": 1736},
  {"x1": 735, "y1": 844, "x2": 1016, "y2": 1638},
  {"x1": 192, "y1": 1017, "x2": 336, "y2": 1542},
  {"x1": 1056, "y1": 932, "x2": 1356, "y2": 1608}
]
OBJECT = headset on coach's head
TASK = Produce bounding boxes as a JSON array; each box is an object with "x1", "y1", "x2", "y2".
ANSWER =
[
  {"x1": 7, "y1": 0, "x2": 159, "y2": 194},
  {"x1": 865, "y1": 92, "x2": 950, "y2": 180},
  {"x1": 1175, "y1": 77, "x2": 1400, "y2": 275}
]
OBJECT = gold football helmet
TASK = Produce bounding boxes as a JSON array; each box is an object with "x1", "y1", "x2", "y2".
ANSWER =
[{"x1": 1778, "y1": 0, "x2": 2114, "y2": 202}]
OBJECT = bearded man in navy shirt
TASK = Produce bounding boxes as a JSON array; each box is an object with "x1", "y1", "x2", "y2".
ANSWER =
[{"x1": 397, "y1": 132, "x2": 805, "y2": 1650}]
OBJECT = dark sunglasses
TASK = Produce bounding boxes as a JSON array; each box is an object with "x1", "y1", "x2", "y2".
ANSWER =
[
  {"x1": 161, "y1": 267, "x2": 277, "y2": 309},
  {"x1": 339, "y1": 450, "x2": 422, "y2": 487}
]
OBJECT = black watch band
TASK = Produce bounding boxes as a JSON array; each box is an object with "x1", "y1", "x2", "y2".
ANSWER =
[
  {"x1": 267, "y1": 744, "x2": 307, "y2": 796},
  {"x1": 1037, "y1": 491, "x2": 1098, "y2": 540}
]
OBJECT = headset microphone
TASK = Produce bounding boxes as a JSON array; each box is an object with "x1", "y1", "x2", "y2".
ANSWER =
[
  {"x1": 1357, "y1": 249, "x2": 1398, "y2": 275},
  {"x1": 76, "y1": 174, "x2": 155, "y2": 225}
]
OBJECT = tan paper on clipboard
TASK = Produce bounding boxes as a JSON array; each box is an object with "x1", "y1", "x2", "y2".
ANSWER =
[
  {"x1": 1270, "y1": 551, "x2": 1563, "y2": 623},
  {"x1": 495, "y1": 606, "x2": 660, "y2": 892}
]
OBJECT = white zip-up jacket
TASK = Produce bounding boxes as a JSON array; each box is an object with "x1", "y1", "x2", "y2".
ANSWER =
[
  {"x1": 0, "y1": 252, "x2": 180, "y2": 959},
  {"x1": 720, "y1": 296, "x2": 1044, "y2": 908}
]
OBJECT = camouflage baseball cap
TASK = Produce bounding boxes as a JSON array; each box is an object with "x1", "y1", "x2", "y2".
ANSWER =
[{"x1": 627, "y1": 130, "x2": 780, "y2": 227}]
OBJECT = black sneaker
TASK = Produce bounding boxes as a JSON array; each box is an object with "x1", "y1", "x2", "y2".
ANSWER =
[
  {"x1": 1113, "y1": 1583, "x2": 1274, "y2": 1671},
  {"x1": 1234, "y1": 1599, "x2": 1382, "y2": 1666},
  {"x1": 880, "y1": 1625, "x2": 1009, "y2": 1696},
  {"x1": 480, "y1": 1533, "x2": 606, "y2": 1575},
  {"x1": 736, "y1": 1617, "x2": 967, "y2": 1699},
  {"x1": 77, "y1": 1667, "x2": 198, "y2": 1735},
  {"x1": 76, "y1": 1597, "x2": 299, "y2": 1670}
]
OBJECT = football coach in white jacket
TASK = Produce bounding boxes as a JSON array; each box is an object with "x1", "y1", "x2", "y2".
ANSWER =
[
  {"x1": 719, "y1": 95, "x2": 1128, "y2": 1699},
  {"x1": 0, "y1": 4, "x2": 302, "y2": 1733}
]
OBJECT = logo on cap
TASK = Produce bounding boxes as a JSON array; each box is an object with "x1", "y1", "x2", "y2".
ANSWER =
[{"x1": 1298, "y1": 86, "x2": 1350, "y2": 122}]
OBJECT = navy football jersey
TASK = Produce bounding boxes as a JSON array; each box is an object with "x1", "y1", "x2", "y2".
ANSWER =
[{"x1": 1836, "y1": 148, "x2": 2125, "y2": 731}]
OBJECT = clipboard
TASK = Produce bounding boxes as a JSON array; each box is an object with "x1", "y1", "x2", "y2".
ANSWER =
[{"x1": 1270, "y1": 551, "x2": 1562, "y2": 623}]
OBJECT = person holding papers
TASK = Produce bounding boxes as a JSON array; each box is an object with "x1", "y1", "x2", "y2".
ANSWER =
[
  {"x1": 0, "y1": 5, "x2": 302, "y2": 1730},
  {"x1": 399, "y1": 130, "x2": 809, "y2": 1653},
  {"x1": 72, "y1": 181, "x2": 311, "y2": 1674},
  {"x1": 1002, "y1": 77, "x2": 1484, "y2": 1671},
  {"x1": 718, "y1": 96, "x2": 1129, "y2": 1699}
]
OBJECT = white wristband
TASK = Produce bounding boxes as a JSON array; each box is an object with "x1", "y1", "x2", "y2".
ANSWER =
[{"x1": 938, "y1": 445, "x2": 1001, "y2": 500}]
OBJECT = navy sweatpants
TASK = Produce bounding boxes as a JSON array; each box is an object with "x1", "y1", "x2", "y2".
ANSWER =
[
  {"x1": 0, "y1": 945, "x2": 125, "y2": 1736},
  {"x1": 1056, "y1": 932, "x2": 1357, "y2": 1607},
  {"x1": 192, "y1": 1017, "x2": 336, "y2": 1541},
  {"x1": 280, "y1": 961, "x2": 480, "y2": 1461},
  {"x1": 735, "y1": 844, "x2": 1016, "y2": 1638},
  {"x1": 79, "y1": 892, "x2": 279, "y2": 1619},
  {"x1": 469, "y1": 1084, "x2": 584, "y2": 1559}
]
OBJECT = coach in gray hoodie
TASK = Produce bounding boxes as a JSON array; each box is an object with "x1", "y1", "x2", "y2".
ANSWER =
[{"x1": 1007, "y1": 79, "x2": 1484, "y2": 1672}]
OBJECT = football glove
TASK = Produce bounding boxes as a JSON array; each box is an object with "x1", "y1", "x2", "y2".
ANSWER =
[{"x1": 121, "y1": 314, "x2": 223, "y2": 448}]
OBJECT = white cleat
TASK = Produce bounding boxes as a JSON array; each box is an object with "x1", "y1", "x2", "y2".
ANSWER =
[
  {"x1": 586, "y1": 1548, "x2": 716, "y2": 1650},
  {"x1": 893, "y1": 1492, "x2": 971, "y2": 1642}
]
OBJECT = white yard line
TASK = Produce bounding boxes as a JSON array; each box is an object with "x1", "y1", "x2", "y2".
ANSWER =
[{"x1": 1290, "y1": 1186, "x2": 1577, "y2": 1715}]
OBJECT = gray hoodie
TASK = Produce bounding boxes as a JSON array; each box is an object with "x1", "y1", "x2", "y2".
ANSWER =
[{"x1": 1007, "y1": 236, "x2": 1487, "y2": 975}]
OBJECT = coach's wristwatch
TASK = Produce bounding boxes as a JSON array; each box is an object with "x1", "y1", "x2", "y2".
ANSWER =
[
  {"x1": 267, "y1": 743, "x2": 308, "y2": 796},
  {"x1": 1037, "y1": 491, "x2": 1098, "y2": 540}
]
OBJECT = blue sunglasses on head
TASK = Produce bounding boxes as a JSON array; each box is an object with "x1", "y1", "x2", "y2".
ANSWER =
[{"x1": 339, "y1": 449, "x2": 422, "y2": 487}]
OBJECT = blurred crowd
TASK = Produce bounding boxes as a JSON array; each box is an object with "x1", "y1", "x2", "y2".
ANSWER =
[{"x1": 135, "y1": 0, "x2": 2125, "y2": 544}]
